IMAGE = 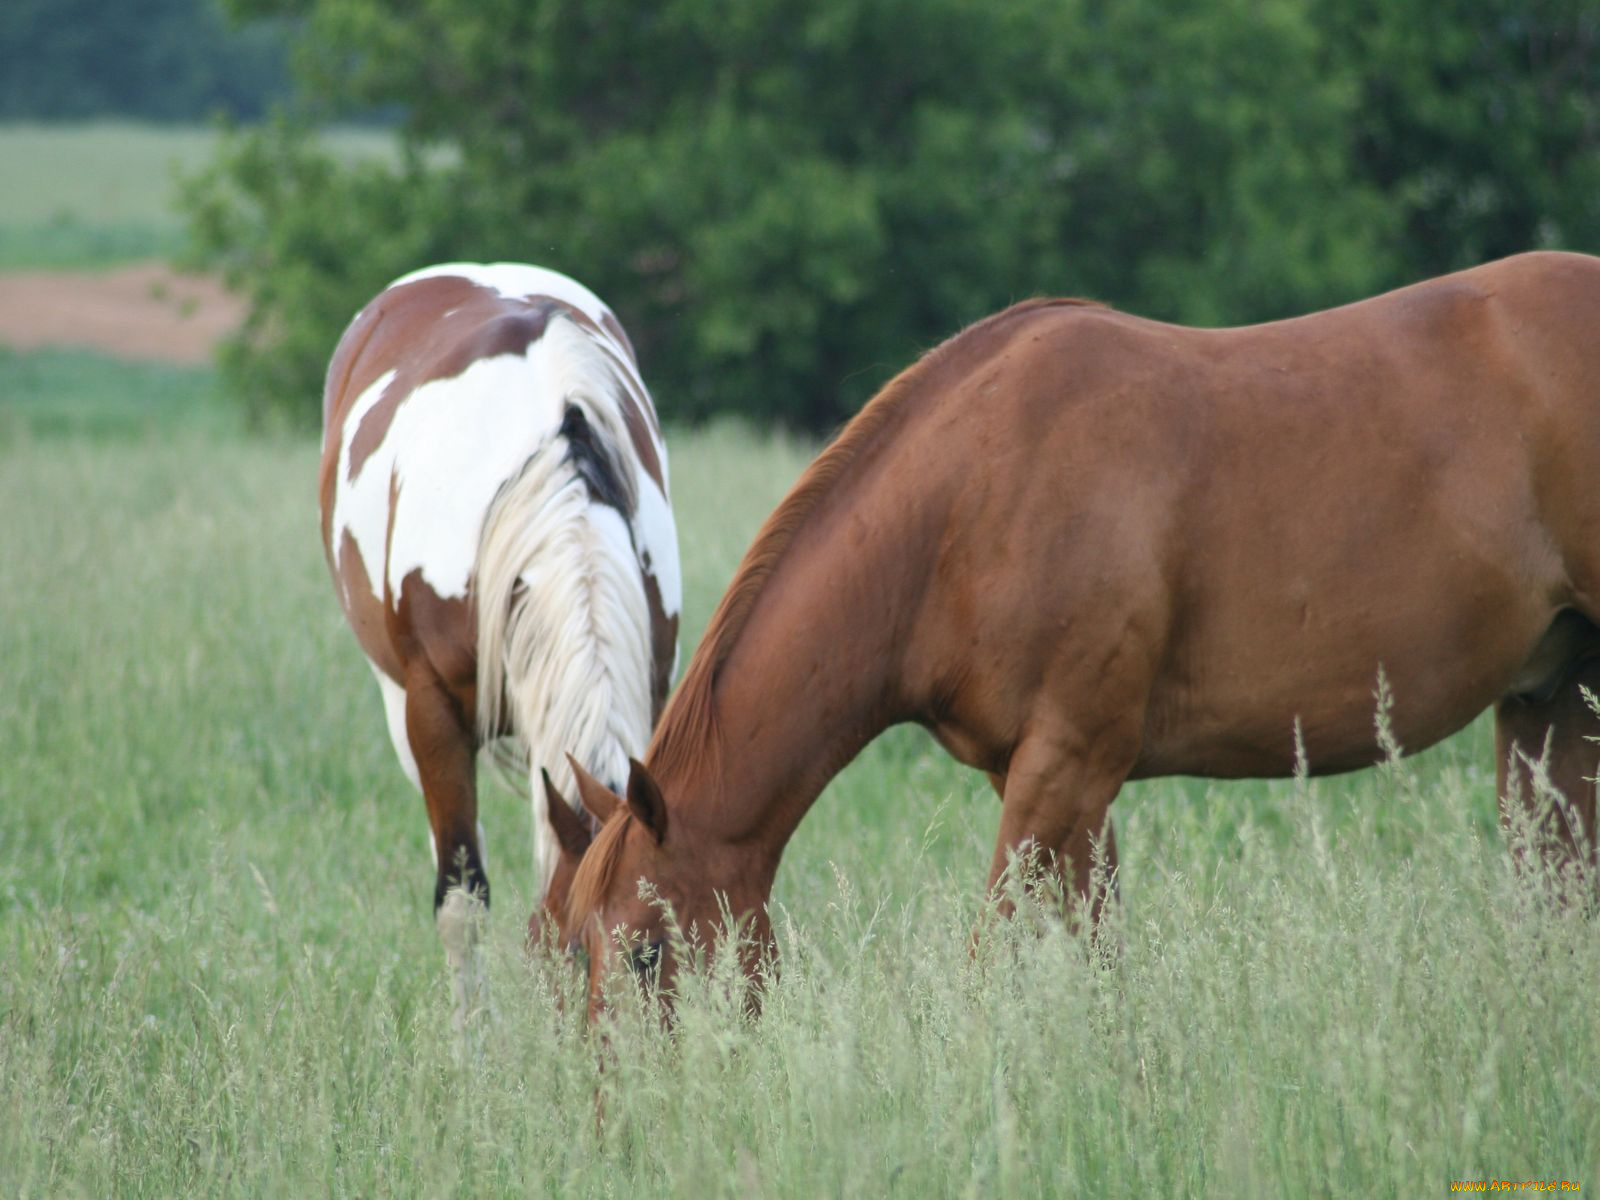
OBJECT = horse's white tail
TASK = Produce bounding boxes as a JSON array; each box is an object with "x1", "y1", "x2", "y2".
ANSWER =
[{"x1": 473, "y1": 317, "x2": 654, "y2": 897}]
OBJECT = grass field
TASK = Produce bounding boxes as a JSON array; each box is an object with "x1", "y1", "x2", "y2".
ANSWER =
[
  {"x1": 1, "y1": 361, "x2": 1597, "y2": 1197},
  {"x1": 3, "y1": 123, "x2": 1598, "y2": 1196},
  {"x1": 0, "y1": 348, "x2": 240, "y2": 440},
  {"x1": 0, "y1": 122, "x2": 400, "y2": 269}
]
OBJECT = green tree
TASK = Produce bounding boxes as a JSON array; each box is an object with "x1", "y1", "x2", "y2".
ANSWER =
[
  {"x1": 0, "y1": 0, "x2": 290, "y2": 120},
  {"x1": 187, "y1": 0, "x2": 1391, "y2": 430},
  {"x1": 1326, "y1": 0, "x2": 1600, "y2": 280}
]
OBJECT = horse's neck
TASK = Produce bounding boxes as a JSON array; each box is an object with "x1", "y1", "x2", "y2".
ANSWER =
[{"x1": 670, "y1": 469, "x2": 939, "y2": 869}]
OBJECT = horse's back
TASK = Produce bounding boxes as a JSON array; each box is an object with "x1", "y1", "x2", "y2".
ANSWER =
[
  {"x1": 957, "y1": 251, "x2": 1600, "y2": 543},
  {"x1": 902, "y1": 252, "x2": 1600, "y2": 778},
  {"x1": 319, "y1": 262, "x2": 633, "y2": 494}
]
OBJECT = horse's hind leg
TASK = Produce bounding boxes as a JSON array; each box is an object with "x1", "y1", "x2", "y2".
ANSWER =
[
  {"x1": 402, "y1": 661, "x2": 490, "y2": 1033},
  {"x1": 1495, "y1": 657, "x2": 1600, "y2": 891}
]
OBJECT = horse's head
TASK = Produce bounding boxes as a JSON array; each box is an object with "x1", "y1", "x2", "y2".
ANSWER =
[
  {"x1": 526, "y1": 763, "x2": 616, "y2": 953},
  {"x1": 554, "y1": 756, "x2": 772, "y2": 1023}
]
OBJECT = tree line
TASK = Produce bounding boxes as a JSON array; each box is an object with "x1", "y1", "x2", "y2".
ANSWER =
[
  {"x1": 0, "y1": 0, "x2": 289, "y2": 122},
  {"x1": 178, "y1": 0, "x2": 1600, "y2": 431}
]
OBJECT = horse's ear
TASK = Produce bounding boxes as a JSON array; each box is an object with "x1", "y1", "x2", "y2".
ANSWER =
[
  {"x1": 626, "y1": 757, "x2": 668, "y2": 844},
  {"x1": 541, "y1": 768, "x2": 592, "y2": 861},
  {"x1": 566, "y1": 753, "x2": 622, "y2": 824}
]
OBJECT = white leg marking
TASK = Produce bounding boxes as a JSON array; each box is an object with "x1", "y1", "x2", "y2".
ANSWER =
[
  {"x1": 375, "y1": 669, "x2": 422, "y2": 792},
  {"x1": 436, "y1": 887, "x2": 489, "y2": 1040}
]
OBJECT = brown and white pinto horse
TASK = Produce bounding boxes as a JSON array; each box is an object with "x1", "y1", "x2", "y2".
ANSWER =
[
  {"x1": 318, "y1": 263, "x2": 679, "y2": 1029},
  {"x1": 554, "y1": 251, "x2": 1600, "y2": 1017}
]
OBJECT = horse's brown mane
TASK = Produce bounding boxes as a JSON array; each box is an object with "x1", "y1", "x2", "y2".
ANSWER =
[
  {"x1": 649, "y1": 296, "x2": 1103, "y2": 784},
  {"x1": 565, "y1": 296, "x2": 1103, "y2": 928},
  {"x1": 566, "y1": 807, "x2": 632, "y2": 927}
]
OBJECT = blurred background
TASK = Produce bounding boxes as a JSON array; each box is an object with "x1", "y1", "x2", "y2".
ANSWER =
[{"x1": 1, "y1": 0, "x2": 1597, "y2": 433}]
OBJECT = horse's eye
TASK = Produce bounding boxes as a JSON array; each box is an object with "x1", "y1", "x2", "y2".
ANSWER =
[{"x1": 625, "y1": 939, "x2": 667, "y2": 981}]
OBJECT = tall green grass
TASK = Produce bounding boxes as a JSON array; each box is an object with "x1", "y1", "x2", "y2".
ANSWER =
[
  {"x1": 0, "y1": 348, "x2": 240, "y2": 440},
  {"x1": 1, "y1": 418, "x2": 1596, "y2": 1196}
]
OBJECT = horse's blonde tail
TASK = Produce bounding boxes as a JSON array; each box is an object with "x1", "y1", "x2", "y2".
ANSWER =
[{"x1": 473, "y1": 318, "x2": 654, "y2": 897}]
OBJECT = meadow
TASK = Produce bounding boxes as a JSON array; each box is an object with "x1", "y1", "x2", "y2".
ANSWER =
[
  {"x1": 2, "y1": 125, "x2": 1598, "y2": 1197},
  {"x1": 0, "y1": 122, "x2": 400, "y2": 269}
]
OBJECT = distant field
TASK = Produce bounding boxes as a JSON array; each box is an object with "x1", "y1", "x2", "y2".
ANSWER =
[
  {"x1": 0, "y1": 121, "x2": 400, "y2": 268},
  {"x1": 0, "y1": 346, "x2": 237, "y2": 440},
  {"x1": 0, "y1": 122, "x2": 373, "y2": 367}
]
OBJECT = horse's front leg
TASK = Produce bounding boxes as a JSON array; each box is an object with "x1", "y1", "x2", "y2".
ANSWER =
[
  {"x1": 985, "y1": 709, "x2": 1136, "y2": 942},
  {"x1": 403, "y1": 661, "x2": 491, "y2": 1036}
]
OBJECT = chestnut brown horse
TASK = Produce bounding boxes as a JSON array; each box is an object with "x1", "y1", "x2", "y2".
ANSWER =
[
  {"x1": 553, "y1": 250, "x2": 1600, "y2": 1015},
  {"x1": 319, "y1": 263, "x2": 679, "y2": 1030}
]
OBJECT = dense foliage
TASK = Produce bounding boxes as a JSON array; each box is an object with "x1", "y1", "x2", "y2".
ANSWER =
[
  {"x1": 0, "y1": 0, "x2": 289, "y2": 121},
  {"x1": 181, "y1": 0, "x2": 1600, "y2": 430}
]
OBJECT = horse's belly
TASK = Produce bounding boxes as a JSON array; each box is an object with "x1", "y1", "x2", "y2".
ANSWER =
[{"x1": 1134, "y1": 584, "x2": 1559, "y2": 780}]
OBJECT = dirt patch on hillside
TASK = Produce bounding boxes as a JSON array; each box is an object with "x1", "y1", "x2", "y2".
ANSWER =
[{"x1": 0, "y1": 263, "x2": 244, "y2": 366}]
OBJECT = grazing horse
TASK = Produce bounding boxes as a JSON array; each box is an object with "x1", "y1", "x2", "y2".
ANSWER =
[
  {"x1": 318, "y1": 263, "x2": 680, "y2": 1029},
  {"x1": 552, "y1": 251, "x2": 1600, "y2": 1017}
]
